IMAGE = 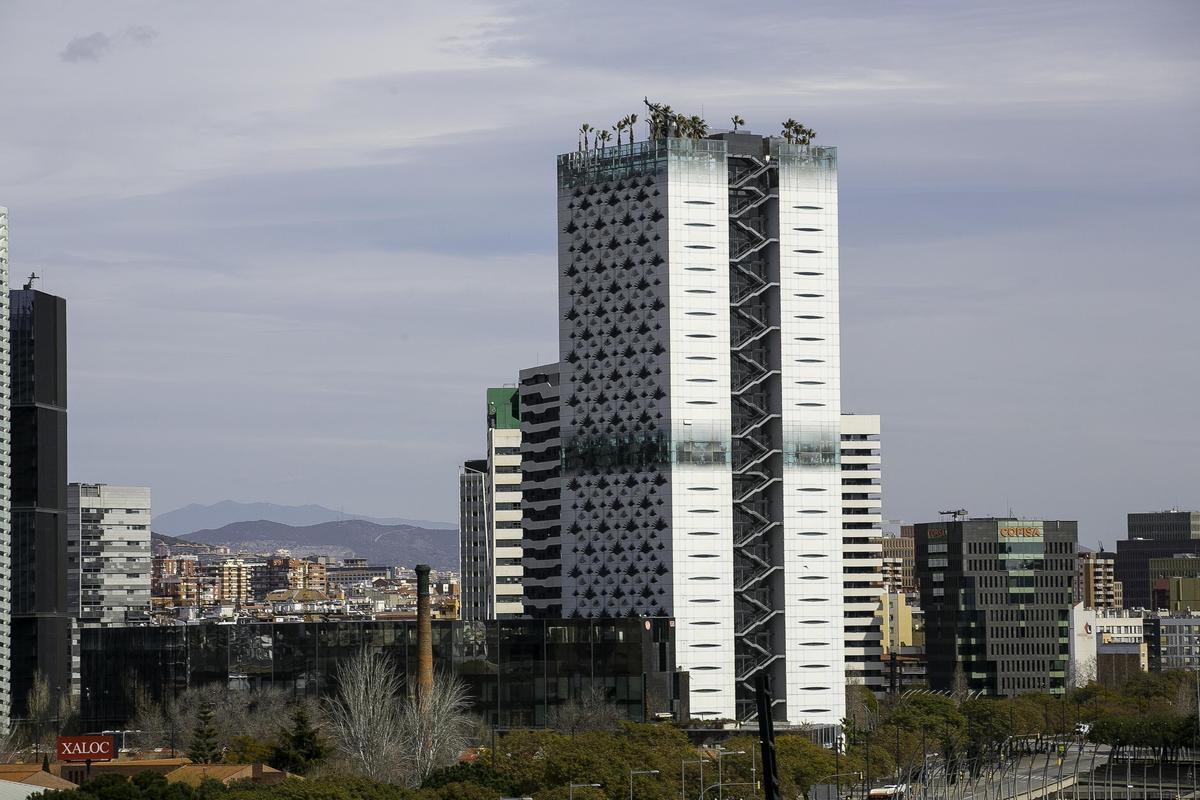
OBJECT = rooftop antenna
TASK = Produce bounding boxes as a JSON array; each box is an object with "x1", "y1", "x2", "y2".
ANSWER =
[
  {"x1": 938, "y1": 508, "x2": 968, "y2": 521},
  {"x1": 23, "y1": 273, "x2": 39, "y2": 290}
]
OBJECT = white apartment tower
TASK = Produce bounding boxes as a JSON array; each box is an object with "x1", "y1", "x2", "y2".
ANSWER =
[
  {"x1": 557, "y1": 131, "x2": 843, "y2": 726},
  {"x1": 67, "y1": 484, "x2": 152, "y2": 626},
  {"x1": 0, "y1": 208, "x2": 11, "y2": 731},
  {"x1": 840, "y1": 414, "x2": 884, "y2": 692},
  {"x1": 459, "y1": 388, "x2": 525, "y2": 620}
]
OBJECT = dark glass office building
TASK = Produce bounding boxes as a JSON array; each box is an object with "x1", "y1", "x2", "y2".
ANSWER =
[
  {"x1": 9, "y1": 287, "x2": 71, "y2": 718},
  {"x1": 915, "y1": 519, "x2": 1077, "y2": 697},
  {"x1": 79, "y1": 617, "x2": 685, "y2": 731},
  {"x1": 1115, "y1": 512, "x2": 1200, "y2": 609}
]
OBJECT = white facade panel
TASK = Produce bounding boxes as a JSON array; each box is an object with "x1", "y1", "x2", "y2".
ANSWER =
[
  {"x1": 666, "y1": 142, "x2": 736, "y2": 719},
  {"x1": 777, "y1": 146, "x2": 846, "y2": 726}
]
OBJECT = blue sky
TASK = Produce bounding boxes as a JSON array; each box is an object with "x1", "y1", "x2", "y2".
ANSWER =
[{"x1": 1, "y1": 1, "x2": 1196, "y2": 542}]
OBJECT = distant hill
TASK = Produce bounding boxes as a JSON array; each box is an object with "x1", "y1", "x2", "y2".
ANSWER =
[
  {"x1": 175, "y1": 519, "x2": 458, "y2": 570},
  {"x1": 151, "y1": 530, "x2": 217, "y2": 556},
  {"x1": 154, "y1": 501, "x2": 453, "y2": 536}
]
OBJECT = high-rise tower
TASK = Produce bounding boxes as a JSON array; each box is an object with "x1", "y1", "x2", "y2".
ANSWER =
[
  {"x1": 0, "y1": 207, "x2": 12, "y2": 732},
  {"x1": 9, "y1": 286, "x2": 70, "y2": 718},
  {"x1": 556, "y1": 131, "x2": 843, "y2": 726}
]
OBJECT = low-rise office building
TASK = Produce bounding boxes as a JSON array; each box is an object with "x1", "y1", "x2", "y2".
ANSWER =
[
  {"x1": 1069, "y1": 604, "x2": 1146, "y2": 687},
  {"x1": 1144, "y1": 614, "x2": 1200, "y2": 672},
  {"x1": 1115, "y1": 511, "x2": 1200, "y2": 609},
  {"x1": 78, "y1": 617, "x2": 683, "y2": 731},
  {"x1": 1149, "y1": 555, "x2": 1200, "y2": 610}
]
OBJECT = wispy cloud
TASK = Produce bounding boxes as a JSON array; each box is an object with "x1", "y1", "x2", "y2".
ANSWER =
[{"x1": 60, "y1": 25, "x2": 158, "y2": 63}]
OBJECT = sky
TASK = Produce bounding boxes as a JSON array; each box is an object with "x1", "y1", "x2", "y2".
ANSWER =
[{"x1": 0, "y1": 1, "x2": 1196, "y2": 544}]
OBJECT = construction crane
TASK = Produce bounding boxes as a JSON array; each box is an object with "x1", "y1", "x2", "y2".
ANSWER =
[{"x1": 938, "y1": 508, "x2": 968, "y2": 521}]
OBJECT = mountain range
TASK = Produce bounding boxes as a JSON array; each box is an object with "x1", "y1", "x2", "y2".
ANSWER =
[
  {"x1": 153, "y1": 500, "x2": 453, "y2": 536},
  {"x1": 162, "y1": 519, "x2": 458, "y2": 570}
]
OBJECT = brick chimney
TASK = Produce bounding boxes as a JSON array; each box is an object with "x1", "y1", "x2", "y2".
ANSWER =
[{"x1": 415, "y1": 564, "x2": 433, "y2": 698}]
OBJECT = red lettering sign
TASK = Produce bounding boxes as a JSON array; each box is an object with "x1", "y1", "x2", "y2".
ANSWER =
[{"x1": 56, "y1": 735, "x2": 114, "y2": 762}]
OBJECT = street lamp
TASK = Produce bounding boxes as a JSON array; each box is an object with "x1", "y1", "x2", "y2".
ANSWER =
[
  {"x1": 682, "y1": 759, "x2": 705, "y2": 800},
  {"x1": 816, "y1": 771, "x2": 863, "y2": 800},
  {"x1": 630, "y1": 769, "x2": 660, "y2": 800},
  {"x1": 570, "y1": 783, "x2": 602, "y2": 800},
  {"x1": 718, "y1": 749, "x2": 746, "y2": 800}
]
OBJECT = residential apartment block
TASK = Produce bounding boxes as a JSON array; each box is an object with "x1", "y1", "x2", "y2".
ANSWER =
[
  {"x1": 67, "y1": 484, "x2": 152, "y2": 626},
  {"x1": 459, "y1": 388, "x2": 524, "y2": 621},
  {"x1": 882, "y1": 533, "x2": 916, "y2": 596},
  {"x1": 1075, "y1": 550, "x2": 1123, "y2": 609}
]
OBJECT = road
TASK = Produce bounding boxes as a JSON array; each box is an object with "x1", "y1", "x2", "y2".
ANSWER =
[{"x1": 906, "y1": 742, "x2": 1111, "y2": 800}]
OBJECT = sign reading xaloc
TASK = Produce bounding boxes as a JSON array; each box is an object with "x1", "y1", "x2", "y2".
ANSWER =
[{"x1": 56, "y1": 735, "x2": 115, "y2": 762}]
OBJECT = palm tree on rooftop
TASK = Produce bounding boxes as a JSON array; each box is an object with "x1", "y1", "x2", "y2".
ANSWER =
[
  {"x1": 579, "y1": 123, "x2": 592, "y2": 152},
  {"x1": 781, "y1": 118, "x2": 799, "y2": 143},
  {"x1": 731, "y1": 114, "x2": 745, "y2": 132},
  {"x1": 627, "y1": 113, "x2": 638, "y2": 145},
  {"x1": 643, "y1": 97, "x2": 662, "y2": 138},
  {"x1": 598, "y1": 129, "x2": 612, "y2": 149},
  {"x1": 613, "y1": 120, "x2": 625, "y2": 149},
  {"x1": 657, "y1": 105, "x2": 675, "y2": 138},
  {"x1": 689, "y1": 115, "x2": 708, "y2": 139},
  {"x1": 672, "y1": 113, "x2": 686, "y2": 138}
]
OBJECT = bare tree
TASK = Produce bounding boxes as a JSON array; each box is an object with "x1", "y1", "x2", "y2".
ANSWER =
[
  {"x1": 129, "y1": 686, "x2": 185, "y2": 756},
  {"x1": 325, "y1": 648, "x2": 472, "y2": 786},
  {"x1": 399, "y1": 671, "x2": 472, "y2": 786},
  {"x1": 129, "y1": 682, "x2": 298, "y2": 758},
  {"x1": 26, "y1": 673, "x2": 54, "y2": 759},
  {"x1": 325, "y1": 647, "x2": 404, "y2": 782},
  {"x1": 547, "y1": 685, "x2": 623, "y2": 736},
  {"x1": 0, "y1": 722, "x2": 20, "y2": 765},
  {"x1": 55, "y1": 692, "x2": 78, "y2": 737}
]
